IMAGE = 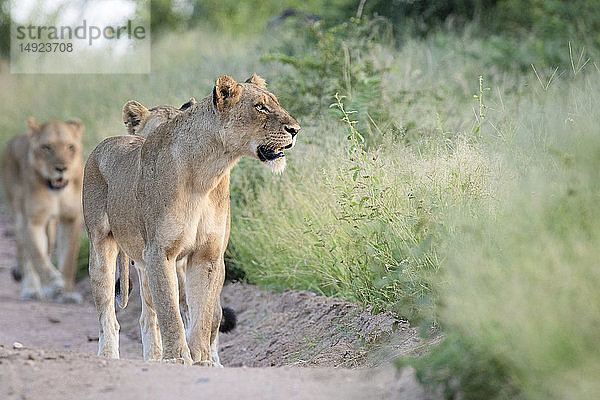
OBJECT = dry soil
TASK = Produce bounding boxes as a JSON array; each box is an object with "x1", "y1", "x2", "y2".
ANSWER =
[{"x1": 0, "y1": 211, "x2": 431, "y2": 400}]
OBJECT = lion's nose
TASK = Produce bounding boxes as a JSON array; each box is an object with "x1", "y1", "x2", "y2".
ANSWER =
[
  {"x1": 55, "y1": 166, "x2": 67, "y2": 173},
  {"x1": 284, "y1": 124, "x2": 300, "y2": 138}
]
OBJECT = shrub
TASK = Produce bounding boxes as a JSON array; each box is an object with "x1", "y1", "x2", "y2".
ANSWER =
[{"x1": 261, "y1": 17, "x2": 394, "y2": 145}]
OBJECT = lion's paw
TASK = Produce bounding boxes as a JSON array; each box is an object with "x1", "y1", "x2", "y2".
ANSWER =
[
  {"x1": 162, "y1": 357, "x2": 191, "y2": 365},
  {"x1": 193, "y1": 360, "x2": 221, "y2": 368},
  {"x1": 21, "y1": 289, "x2": 42, "y2": 301},
  {"x1": 41, "y1": 280, "x2": 65, "y2": 300},
  {"x1": 57, "y1": 291, "x2": 83, "y2": 304}
]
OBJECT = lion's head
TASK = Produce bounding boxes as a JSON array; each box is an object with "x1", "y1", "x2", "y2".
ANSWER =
[
  {"x1": 212, "y1": 74, "x2": 300, "y2": 174},
  {"x1": 27, "y1": 117, "x2": 84, "y2": 190},
  {"x1": 123, "y1": 98, "x2": 197, "y2": 137}
]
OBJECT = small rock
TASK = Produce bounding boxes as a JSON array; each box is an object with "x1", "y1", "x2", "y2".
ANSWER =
[
  {"x1": 48, "y1": 317, "x2": 61, "y2": 324},
  {"x1": 87, "y1": 335, "x2": 99, "y2": 342},
  {"x1": 24, "y1": 359, "x2": 34, "y2": 366},
  {"x1": 12, "y1": 342, "x2": 23, "y2": 350}
]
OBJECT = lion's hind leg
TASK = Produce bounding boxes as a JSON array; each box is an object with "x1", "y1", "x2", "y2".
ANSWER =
[
  {"x1": 89, "y1": 229, "x2": 120, "y2": 358},
  {"x1": 134, "y1": 262, "x2": 163, "y2": 361},
  {"x1": 176, "y1": 257, "x2": 190, "y2": 330}
]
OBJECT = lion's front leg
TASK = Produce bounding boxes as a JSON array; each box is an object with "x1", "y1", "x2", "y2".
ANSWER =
[
  {"x1": 55, "y1": 215, "x2": 83, "y2": 303},
  {"x1": 185, "y1": 253, "x2": 225, "y2": 367},
  {"x1": 12, "y1": 212, "x2": 40, "y2": 299},
  {"x1": 19, "y1": 218, "x2": 64, "y2": 299},
  {"x1": 210, "y1": 300, "x2": 223, "y2": 368},
  {"x1": 145, "y1": 246, "x2": 192, "y2": 364}
]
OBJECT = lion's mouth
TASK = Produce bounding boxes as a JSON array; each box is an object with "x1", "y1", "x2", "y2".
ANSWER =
[
  {"x1": 47, "y1": 177, "x2": 68, "y2": 191},
  {"x1": 257, "y1": 145, "x2": 286, "y2": 162}
]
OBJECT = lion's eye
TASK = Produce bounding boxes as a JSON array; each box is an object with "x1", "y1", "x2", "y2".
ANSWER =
[
  {"x1": 40, "y1": 144, "x2": 52, "y2": 152},
  {"x1": 68, "y1": 145, "x2": 76, "y2": 152},
  {"x1": 255, "y1": 104, "x2": 270, "y2": 114}
]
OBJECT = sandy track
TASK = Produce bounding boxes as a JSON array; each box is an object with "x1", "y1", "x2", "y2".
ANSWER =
[{"x1": 0, "y1": 212, "x2": 426, "y2": 400}]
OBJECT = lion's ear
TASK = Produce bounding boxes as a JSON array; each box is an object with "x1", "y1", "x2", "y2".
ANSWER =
[
  {"x1": 179, "y1": 97, "x2": 197, "y2": 111},
  {"x1": 123, "y1": 100, "x2": 149, "y2": 135},
  {"x1": 245, "y1": 73, "x2": 267, "y2": 89},
  {"x1": 27, "y1": 117, "x2": 40, "y2": 137},
  {"x1": 213, "y1": 75, "x2": 243, "y2": 113},
  {"x1": 66, "y1": 119, "x2": 85, "y2": 138}
]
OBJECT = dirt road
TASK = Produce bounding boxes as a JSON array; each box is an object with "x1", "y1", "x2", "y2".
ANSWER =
[{"x1": 0, "y1": 212, "x2": 427, "y2": 399}]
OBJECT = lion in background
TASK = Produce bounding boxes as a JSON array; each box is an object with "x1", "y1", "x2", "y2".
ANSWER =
[
  {"x1": 1, "y1": 117, "x2": 84, "y2": 303},
  {"x1": 83, "y1": 74, "x2": 299, "y2": 366}
]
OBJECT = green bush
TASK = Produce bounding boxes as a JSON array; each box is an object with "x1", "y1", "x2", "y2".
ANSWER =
[
  {"x1": 262, "y1": 17, "x2": 394, "y2": 143},
  {"x1": 401, "y1": 333, "x2": 521, "y2": 400}
]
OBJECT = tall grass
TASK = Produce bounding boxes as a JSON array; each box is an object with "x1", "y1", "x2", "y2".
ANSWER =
[
  {"x1": 435, "y1": 74, "x2": 600, "y2": 399},
  {"x1": 228, "y1": 21, "x2": 510, "y2": 322},
  {"x1": 228, "y1": 103, "x2": 497, "y2": 322}
]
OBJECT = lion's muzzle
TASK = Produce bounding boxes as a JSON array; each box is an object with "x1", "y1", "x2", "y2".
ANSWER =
[{"x1": 47, "y1": 176, "x2": 69, "y2": 190}]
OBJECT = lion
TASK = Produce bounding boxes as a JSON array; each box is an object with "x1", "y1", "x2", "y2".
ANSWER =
[
  {"x1": 117, "y1": 97, "x2": 237, "y2": 338},
  {"x1": 83, "y1": 74, "x2": 299, "y2": 366},
  {"x1": 122, "y1": 97, "x2": 197, "y2": 137},
  {"x1": 1, "y1": 117, "x2": 84, "y2": 303}
]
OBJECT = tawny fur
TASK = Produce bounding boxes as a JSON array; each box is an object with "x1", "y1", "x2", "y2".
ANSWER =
[
  {"x1": 83, "y1": 74, "x2": 299, "y2": 366},
  {"x1": 117, "y1": 97, "x2": 196, "y2": 309},
  {"x1": 118, "y1": 97, "x2": 237, "y2": 336},
  {"x1": 1, "y1": 118, "x2": 84, "y2": 303}
]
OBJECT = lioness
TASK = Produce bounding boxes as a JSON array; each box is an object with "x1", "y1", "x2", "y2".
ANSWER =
[
  {"x1": 122, "y1": 97, "x2": 197, "y2": 137},
  {"x1": 1, "y1": 117, "x2": 84, "y2": 302},
  {"x1": 118, "y1": 97, "x2": 237, "y2": 342},
  {"x1": 83, "y1": 74, "x2": 299, "y2": 366}
]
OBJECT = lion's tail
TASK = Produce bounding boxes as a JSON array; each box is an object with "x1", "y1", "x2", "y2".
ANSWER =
[
  {"x1": 219, "y1": 306, "x2": 237, "y2": 333},
  {"x1": 115, "y1": 251, "x2": 130, "y2": 309}
]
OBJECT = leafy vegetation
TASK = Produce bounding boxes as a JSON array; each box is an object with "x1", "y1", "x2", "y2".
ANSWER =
[{"x1": 400, "y1": 333, "x2": 521, "y2": 400}]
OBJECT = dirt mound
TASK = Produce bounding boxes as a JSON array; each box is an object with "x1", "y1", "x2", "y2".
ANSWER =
[{"x1": 109, "y1": 277, "x2": 422, "y2": 368}]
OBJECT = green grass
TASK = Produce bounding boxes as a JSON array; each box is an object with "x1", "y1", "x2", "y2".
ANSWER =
[
  {"x1": 436, "y1": 75, "x2": 600, "y2": 399},
  {"x1": 1, "y1": 17, "x2": 600, "y2": 398}
]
